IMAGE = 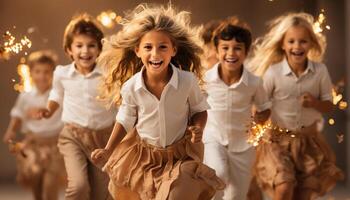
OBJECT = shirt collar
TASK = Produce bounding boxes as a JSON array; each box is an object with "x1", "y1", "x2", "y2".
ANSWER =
[
  {"x1": 282, "y1": 58, "x2": 315, "y2": 76},
  {"x1": 68, "y1": 62, "x2": 102, "y2": 77},
  {"x1": 207, "y1": 63, "x2": 248, "y2": 86},
  {"x1": 134, "y1": 63, "x2": 179, "y2": 91}
]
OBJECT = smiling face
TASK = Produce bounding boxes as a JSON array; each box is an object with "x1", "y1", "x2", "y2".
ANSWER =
[
  {"x1": 135, "y1": 30, "x2": 177, "y2": 78},
  {"x1": 30, "y1": 63, "x2": 54, "y2": 92},
  {"x1": 216, "y1": 38, "x2": 246, "y2": 74},
  {"x1": 282, "y1": 25, "x2": 313, "y2": 68},
  {"x1": 67, "y1": 34, "x2": 101, "y2": 73}
]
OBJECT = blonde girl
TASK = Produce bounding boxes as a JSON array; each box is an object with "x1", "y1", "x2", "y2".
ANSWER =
[{"x1": 91, "y1": 4, "x2": 225, "y2": 200}]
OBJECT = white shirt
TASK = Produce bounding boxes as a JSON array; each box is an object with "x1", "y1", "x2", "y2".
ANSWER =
[
  {"x1": 49, "y1": 63, "x2": 116, "y2": 130},
  {"x1": 116, "y1": 64, "x2": 209, "y2": 147},
  {"x1": 263, "y1": 58, "x2": 333, "y2": 131},
  {"x1": 203, "y1": 64, "x2": 271, "y2": 152},
  {"x1": 11, "y1": 87, "x2": 63, "y2": 137}
]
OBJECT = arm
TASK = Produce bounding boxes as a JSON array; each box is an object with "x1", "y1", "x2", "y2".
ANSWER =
[
  {"x1": 254, "y1": 109, "x2": 271, "y2": 124},
  {"x1": 3, "y1": 117, "x2": 21, "y2": 143},
  {"x1": 188, "y1": 111, "x2": 207, "y2": 143},
  {"x1": 301, "y1": 93, "x2": 333, "y2": 113},
  {"x1": 39, "y1": 100, "x2": 60, "y2": 118}
]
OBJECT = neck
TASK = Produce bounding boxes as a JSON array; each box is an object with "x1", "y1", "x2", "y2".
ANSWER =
[
  {"x1": 219, "y1": 65, "x2": 243, "y2": 85},
  {"x1": 288, "y1": 59, "x2": 307, "y2": 76},
  {"x1": 75, "y1": 63, "x2": 95, "y2": 75},
  {"x1": 144, "y1": 66, "x2": 172, "y2": 85},
  {"x1": 36, "y1": 85, "x2": 51, "y2": 94}
]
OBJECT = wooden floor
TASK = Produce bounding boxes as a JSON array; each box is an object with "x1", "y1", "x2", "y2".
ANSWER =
[{"x1": 0, "y1": 184, "x2": 349, "y2": 200}]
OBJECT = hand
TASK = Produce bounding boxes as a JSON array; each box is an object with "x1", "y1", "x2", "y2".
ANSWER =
[
  {"x1": 3, "y1": 130, "x2": 16, "y2": 144},
  {"x1": 254, "y1": 109, "x2": 271, "y2": 124},
  {"x1": 26, "y1": 107, "x2": 44, "y2": 119},
  {"x1": 187, "y1": 126, "x2": 203, "y2": 143},
  {"x1": 37, "y1": 108, "x2": 53, "y2": 119},
  {"x1": 300, "y1": 92, "x2": 317, "y2": 108},
  {"x1": 91, "y1": 148, "x2": 112, "y2": 166}
]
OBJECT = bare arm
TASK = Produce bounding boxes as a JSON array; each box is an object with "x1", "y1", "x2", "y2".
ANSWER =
[
  {"x1": 188, "y1": 111, "x2": 207, "y2": 143},
  {"x1": 104, "y1": 122, "x2": 127, "y2": 152},
  {"x1": 3, "y1": 117, "x2": 21, "y2": 143},
  {"x1": 37, "y1": 100, "x2": 60, "y2": 119},
  {"x1": 254, "y1": 109, "x2": 271, "y2": 124},
  {"x1": 301, "y1": 92, "x2": 333, "y2": 113}
]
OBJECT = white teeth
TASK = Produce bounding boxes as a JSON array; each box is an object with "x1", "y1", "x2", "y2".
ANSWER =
[
  {"x1": 225, "y1": 58, "x2": 238, "y2": 63},
  {"x1": 149, "y1": 60, "x2": 163, "y2": 65},
  {"x1": 291, "y1": 52, "x2": 304, "y2": 56}
]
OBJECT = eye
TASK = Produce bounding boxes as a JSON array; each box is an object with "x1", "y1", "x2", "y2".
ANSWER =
[
  {"x1": 143, "y1": 45, "x2": 152, "y2": 50},
  {"x1": 300, "y1": 40, "x2": 308, "y2": 44},
  {"x1": 88, "y1": 43, "x2": 97, "y2": 48},
  {"x1": 76, "y1": 44, "x2": 83, "y2": 48},
  {"x1": 159, "y1": 44, "x2": 168, "y2": 50},
  {"x1": 234, "y1": 46, "x2": 243, "y2": 51},
  {"x1": 221, "y1": 46, "x2": 229, "y2": 50}
]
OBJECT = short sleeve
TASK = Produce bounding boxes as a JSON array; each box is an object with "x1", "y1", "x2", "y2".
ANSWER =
[
  {"x1": 319, "y1": 64, "x2": 333, "y2": 101},
  {"x1": 115, "y1": 86, "x2": 137, "y2": 132},
  {"x1": 10, "y1": 93, "x2": 26, "y2": 119},
  {"x1": 48, "y1": 67, "x2": 64, "y2": 104},
  {"x1": 188, "y1": 75, "x2": 210, "y2": 116},
  {"x1": 262, "y1": 67, "x2": 275, "y2": 100},
  {"x1": 253, "y1": 78, "x2": 272, "y2": 112}
]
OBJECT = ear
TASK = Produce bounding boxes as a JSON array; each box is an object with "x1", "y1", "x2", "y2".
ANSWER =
[
  {"x1": 66, "y1": 47, "x2": 73, "y2": 57},
  {"x1": 134, "y1": 46, "x2": 141, "y2": 58},
  {"x1": 172, "y1": 46, "x2": 177, "y2": 57}
]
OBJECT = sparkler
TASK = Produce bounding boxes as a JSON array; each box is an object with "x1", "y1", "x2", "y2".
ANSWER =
[
  {"x1": 13, "y1": 57, "x2": 33, "y2": 93},
  {"x1": 313, "y1": 9, "x2": 330, "y2": 33},
  {"x1": 0, "y1": 30, "x2": 32, "y2": 60},
  {"x1": 97, "y1": 11, "x2": 122, "y2": 29}
]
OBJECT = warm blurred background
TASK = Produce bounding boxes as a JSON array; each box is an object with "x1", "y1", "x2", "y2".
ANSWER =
[{"x1": 1, "y1": 0, "x2": 349, "y2": 199}]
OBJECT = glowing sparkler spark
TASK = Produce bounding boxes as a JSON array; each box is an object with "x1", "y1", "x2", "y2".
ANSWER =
[
  {"x1": 336, "y1": 134, "x2": 344, "y2": 143},
  {"x1": 14, "y1": 58, "x2": 33, "y2": 93},
  {"x1": 247, "y1": 120, "x2": 291, "y2": 146},
  {"x1": 313, "y1": 9, "x2": 330, "y2": 33},
  {"x1": 328, "y1": 118, "x2": 335, "y2": 125},
  {"x1": 97, "y1": 11, "x2": 123, "y2": 28},
  {"x1": 339, "y1": 101, "x2": 347, "y2": 110},
  {"x1": 1, "y1": 30, "x2": 32, "y2": 56}
]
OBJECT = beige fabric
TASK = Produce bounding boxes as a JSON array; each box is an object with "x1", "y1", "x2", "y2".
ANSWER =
[
  {"x1": 104, "y1": 129, "x2": 225, "y2": 200},
  {"x1": 253, "y1": 123, "x2": 344, "y2": 199},
  {"x1": 15, "y1": 133, "x2": 65, "y2": 200},
  {"x1": 58, "y1": 124, "x2": 113, "y2": 200}
]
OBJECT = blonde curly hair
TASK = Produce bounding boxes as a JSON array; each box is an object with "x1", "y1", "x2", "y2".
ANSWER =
[
  {"x1": 98, "y1": 4, "x2": 203, "y2": 107},
  {"x1": 247, "y1": 12, "x2": 326, "y2": 76}
]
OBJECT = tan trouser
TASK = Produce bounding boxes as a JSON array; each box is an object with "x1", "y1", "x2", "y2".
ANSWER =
[{"x1": 58, "y1": 124, "x2": 113, "y2": 200}]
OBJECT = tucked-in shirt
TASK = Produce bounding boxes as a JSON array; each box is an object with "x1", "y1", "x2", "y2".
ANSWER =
[
  {"x1": 263, "y1": 58, "x2": 333, "y2": 131},
  {"x1": 49, "y1": 63, "x2": 116, "y2": 130},
  {"x1": 203, "y1": 64, "x2": 271, "y2": 152},
  {"x1": 11, "y1": 87, "x2": 63, "y2": 137},
  {"x1": 116, "y1": 64, "x2": 210, "y2": 147}
]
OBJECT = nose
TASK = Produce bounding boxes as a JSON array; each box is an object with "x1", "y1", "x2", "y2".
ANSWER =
[
  {"x1": 82, "y1": 45, "x2": 89, "y2": 53},
  {"x1": 151, "y1": 47, "x2": 159, "y2": 57}
]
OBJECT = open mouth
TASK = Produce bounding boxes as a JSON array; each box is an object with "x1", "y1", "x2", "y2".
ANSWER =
[
  {"x1": 79, "y1": 56, "x2": 93, "y2": 62},
  {"x1": 149, "y1": 60, "x2": 163, "y2": 68},
  {"x1": 291, "y1": 51, "x2": 305, "y2": 57},
  {"x1": 224, "y1": 58, "x2": 239, "y2": 64}
]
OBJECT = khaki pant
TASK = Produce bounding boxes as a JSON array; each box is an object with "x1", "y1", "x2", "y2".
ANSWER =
[
  {"x1": 58, "y1": 124, "x2": 113, "y2": 200},
  {"x1": 15, "y1": 133, "x2": 65, "y2": 200}
]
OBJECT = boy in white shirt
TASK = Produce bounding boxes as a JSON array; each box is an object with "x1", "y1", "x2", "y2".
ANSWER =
[
  {"x1": 203, "y1": 19, "x2": 271, "y2": 200},
  {"x1": 3, "y1": 50, "x2": 64, "y2": 200},
  {"x1": 39, "y1": 14, "x2": 116, "y2": 200}
]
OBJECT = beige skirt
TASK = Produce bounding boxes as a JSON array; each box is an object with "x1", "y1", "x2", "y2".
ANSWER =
[
  {"x1": 254, "y1": 123, "x2": 344, "y2": 199},
  {"x1": 14, "y1": 133, "x2": 66, "y2": 188},
  {"x1": 103, "y1": 129, "x2": 225, "y2": 200}
]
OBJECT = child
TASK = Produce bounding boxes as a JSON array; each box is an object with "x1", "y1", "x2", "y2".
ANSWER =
[
  {"x1": 200, "y1": 19, "x2": 220, "y2": 69},
  {"x1": 248, "y1": 13, "x2": 343, "y2": 200},
  {"x1": 3, "y1": 50, "x2": 65, "y2": 200},
  {"x1": 202, "y1": 19, "x2": 271, "y2": 200},
  {"x1": 91, "y1": 4, "x2": 225, "y2": 200},
  {"x1": 38, "y1": 14, "x2": 116, "y2": 200}
]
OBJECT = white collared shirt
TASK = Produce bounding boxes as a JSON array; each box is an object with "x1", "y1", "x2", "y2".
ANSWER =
[
  {"x1": 11, "y1": 87, "x2": 63, "y2": 137},
  {"x1": 263, "y1": 58, "x2": 333, "y2": 131},
  {"x1": 116, "y1": 64, "x2": 209, "y2": 147},
  {"x1": 203, "y1": 64, "x2": 271, "y2": 152},
  {"x1": 49, "y1": 63, "x2": 116, "y2": 130}
]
